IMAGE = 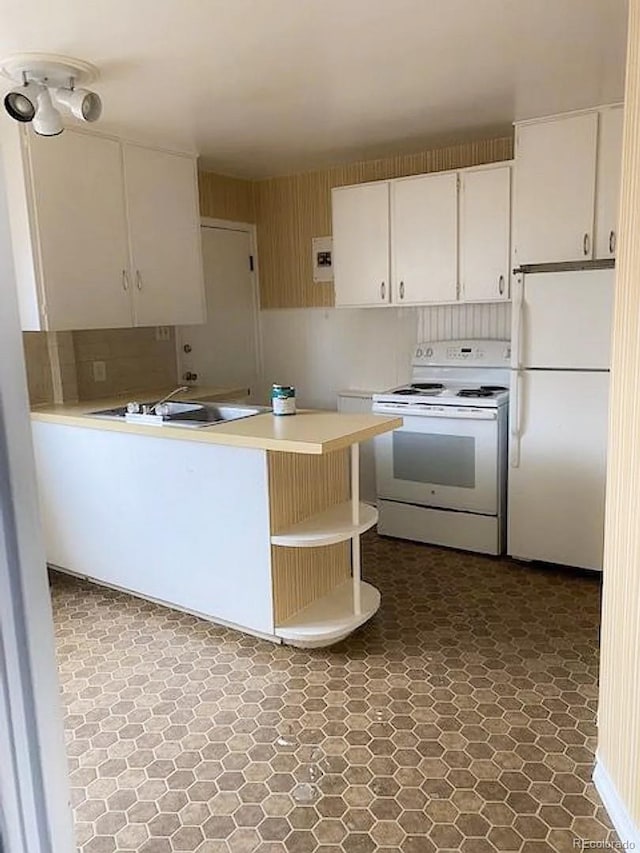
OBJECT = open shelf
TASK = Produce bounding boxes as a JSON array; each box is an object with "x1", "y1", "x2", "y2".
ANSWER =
[
  {"x1": 275, "y1": 580, "x2": 381, "y2": 648},
  {"x1": 271, "y1": 501, "x2": 377, "y2": 548}
]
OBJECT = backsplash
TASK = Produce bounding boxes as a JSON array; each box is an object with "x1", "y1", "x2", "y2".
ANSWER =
[
  {"x1": 73, "y1": 328, "x2": 178, "y2": 400},
  {"x1": 259, "y1": 301, "x2": 511, "y2": 410},
  {"x1": 22, "y1": 327, "x2": 178, "y2": 405},
  {"x1": 417, "y1": 301, "x2": 511, "y2": 342}
]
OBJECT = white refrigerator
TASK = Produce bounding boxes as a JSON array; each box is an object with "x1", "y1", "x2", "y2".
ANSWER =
[{"x1": 508, "y1": 267, "x2": 614, "y2": 571}]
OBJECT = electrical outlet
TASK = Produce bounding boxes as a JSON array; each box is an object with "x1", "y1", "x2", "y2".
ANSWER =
[
  {"x1": 92, "y1": 361, "x2": 106, "y2": 382},
  {"x1": 155, "y1": 326, "x2": 171, "y2": 342}
]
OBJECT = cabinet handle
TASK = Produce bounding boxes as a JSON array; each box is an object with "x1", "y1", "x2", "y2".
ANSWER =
[
  {"x1": 399, "y1": 281, "x2": 405, "y2": 300},
  {"x1": 609, "y1": 230, "x2": 616, "y2": 254},
  {"x1": 135, "y1": 270, "x2": 143, "y2": 291},
  {"x1": 498, "y1": 274, "x2": 505, "y2": 295},
  {"x1": 122, "y1": 270, "x2": 129, "y2": 291},
  {"x1": 583, "y1": 233, "x2": 591, "y2": 257},
  {"x1": 380, "y1": 281, "x2": 385, "y2": 301}
]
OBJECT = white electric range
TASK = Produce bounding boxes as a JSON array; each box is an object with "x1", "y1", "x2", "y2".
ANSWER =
[{"x1": 372, "y1": 340, "x2": 510, "y2": 555}]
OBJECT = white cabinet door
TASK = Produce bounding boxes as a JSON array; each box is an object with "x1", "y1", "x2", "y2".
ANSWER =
[
  {"x1": 123, "y1": 144, "x2": 205, "y2": 327},
  {"x1": 28, "y1": 130, "x2": 131, "y2": 330},
  {"x1": 460, "y1": 165, "x2": 511, "y2": 302},
  {"x1": 595, "y1": 105, "x2": 624, "y2": 259},
  {"x1": 392, "y1": 172, "x2": 458, "y2": 304},
  {"x1": 508, "y1": 370, "x2": 609, "y2": 570},
  {"x1": 513, "y1": 113, "x2": 598, "y2": 265},
  {"x1": 332, "y1": 183, "x2": 390, "y2": 307}
]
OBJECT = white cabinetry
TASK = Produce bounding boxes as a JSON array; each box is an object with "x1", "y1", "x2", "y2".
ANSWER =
[
  {"x1": 26, "y1": 130, "x2": 131, "y2": 331},
  {"x1": 513, "y1": 112, "x2": 598, "y2": 265},
  {"x1": 2, "y1": 125, "x2": 205, "y2": 331},
  {"x1": 333, "y1": 162, "x2": 511, "y2": 307},
  {"x1": 123, "y1": 144, "x2": 205, "y2": 326},
  {"x1": 392, "y1": 172, "x2": 458, "y2": 304},
  {"x1": 513, "y1": 107, "x2": 623, "y2": 265},
  {"x1": 460, "y1": 165, "x2": 511, "y2": 302},
  {"x1": 595, "y1": 105, "x2": 624, "y2": 259},
  {"x1": 332, "y1": 182, "x2": 390, "y2": 307}
]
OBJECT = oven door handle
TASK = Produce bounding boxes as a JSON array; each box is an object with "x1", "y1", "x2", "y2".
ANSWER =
[{"x1": 373, "y1": 406, "x2": 498, "y2": 421}]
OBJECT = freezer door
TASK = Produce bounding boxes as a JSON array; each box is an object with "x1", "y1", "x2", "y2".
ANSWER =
[
  {"x1": 508, "y1": 370, "x2": 609, "y2": 570},
  {"x1": 513, "y1": 270, "x2": 614, "y2": 369}
]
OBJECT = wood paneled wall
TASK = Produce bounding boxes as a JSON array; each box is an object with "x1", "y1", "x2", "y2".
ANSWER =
[
  {"x1": 268, "y1": 449, "x2": 351, "y2": 624},
  {"x1": 199, "y1": 135, "x2": 513, "y2": 309},
  {"x1": 198, "y1": 171, "x2": 256, "y2": 223},
  {"x1": 598, "y1": 0, "x2": 640, "y2": 837}
]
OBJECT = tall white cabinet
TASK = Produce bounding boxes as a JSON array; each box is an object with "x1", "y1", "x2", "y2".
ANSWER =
[
  {"x1": 1, "y1": 124, "x2": 206, "y2": 331},
  {"x1": 513, "y1": 105, "x2": 623, "y2": 266}
]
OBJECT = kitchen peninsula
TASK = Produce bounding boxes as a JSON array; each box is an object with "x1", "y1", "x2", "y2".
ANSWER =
[{"x1": 30, "y1": 390, "x2": 401, "y2": 647}]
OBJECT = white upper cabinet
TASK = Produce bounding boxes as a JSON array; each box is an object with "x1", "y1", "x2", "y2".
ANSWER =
[
  {"x1": 391, "y1": 172, "x2": 458, "y2": 304},
  {"x1": 2, "y1": 125, "x2": 205, "y2": 331},
  {"x1": 595, "y1": 105, "x2": 624, "y2": 259},
  {"x1": 513, "y1": 112, "x2": 598, "y2": 265},
  {"x1": 459, "y1": 165, "x2": 511, "y2": 302},
  {"x1": 123, "y1": 144, "x2": 205, "y2": 327},
  {"x1": 26, "y1": 130, "x2": 131, "y2": 331},
  {"x1": 332, "y1": 182, "x2": 390, "y2": 307}
]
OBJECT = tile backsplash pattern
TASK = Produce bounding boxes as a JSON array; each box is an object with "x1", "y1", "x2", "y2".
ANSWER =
[
  {"x1": 73, "y1": 328, "x2": 178, "y2": 400},
  {"x1": 23, "y1": 331, "x2": 54, "y2": 404}
]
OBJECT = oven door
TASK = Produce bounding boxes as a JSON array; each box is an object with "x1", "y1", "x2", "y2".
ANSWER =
[{"x1": 374, "y1": 407, "x2": 499, "y2": 514}]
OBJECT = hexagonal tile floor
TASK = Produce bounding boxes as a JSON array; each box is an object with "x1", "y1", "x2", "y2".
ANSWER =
[{"x1": 51, "y1": 532, "x2": 616, "y2": 853}]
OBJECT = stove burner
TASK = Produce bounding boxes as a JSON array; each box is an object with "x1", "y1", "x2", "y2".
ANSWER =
[
  {"x1": 411, "y1": 382, "x2": 445, "y2": 391},
  {"x1": 394, "y1": 388, "x2": 417, "y2": 395},
  {"x1": 480, "y1": 385, "x2": 508, "y2": 393},
  {"x1": 457, "y1": 388, "x2": 495, "y2": 398}
]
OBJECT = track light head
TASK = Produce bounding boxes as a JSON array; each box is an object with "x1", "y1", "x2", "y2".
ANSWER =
[
  {"x1": 32, "y1": 88, "x2": 63, "y2": 137},
  {"x1": 0, "y1": 53, "x2": 102, "y2": 135},
  {"x1": 54, "y1": 87, "x2": 102, "y2": 123},
  {"x1": 4, "y1": 82, "x2": 40, "y2": 122}
]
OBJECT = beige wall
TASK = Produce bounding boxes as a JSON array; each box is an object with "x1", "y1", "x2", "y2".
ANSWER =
[
  {"x1": 199, "y1": 135, "x2": 514, "y2": 309},
  {"x1": 598, "y1": 0, "x2": 640, "y2": 836},
  {"x1": 73, "y1": 328, "x2": 178, "y2": 400}
]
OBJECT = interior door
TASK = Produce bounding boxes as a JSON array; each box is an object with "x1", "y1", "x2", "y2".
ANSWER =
[
  {"x1": 332, "y1": 182, "x2": 390, "y2": 306},
  {"x1": 595, "y1": 105, "x2": 624, "y2": 259},
  {"x1": 375, "y1": 412, "x2": 498, "y2": 513},
  {"x1": 123, "y1": 144, "x2": 205, "y2": 326},
  {"x1": 516, "y1": 270, "x2": 614, "y2": 369},
  {"x1": 513, "y1": 113, "x2": 598, "y2": 264},
  {"x1": 460, "y1": 165, "x2": 511, "y2": 302},
  {"x1": 508, "y1": 370, "x2": 609, "y2": 570},
  {"x1": 177, "y1": 226, "x2": 259, "y2": 399},
  {"x1": 28, "y1": 129, "x2": 131, "y2": 330},
  {"x1": 391, "y1": 172, "x2": 458, "y2": 304}
]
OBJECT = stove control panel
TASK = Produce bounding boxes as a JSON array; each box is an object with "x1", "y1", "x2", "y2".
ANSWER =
[{"x1": 413, "y1": 339, "x2": 511, "y2": 367}]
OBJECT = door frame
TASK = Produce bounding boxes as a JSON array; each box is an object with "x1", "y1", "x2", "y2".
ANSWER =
[{"x1": 175, "y1": 218, "x2": 264, "y2": 399}]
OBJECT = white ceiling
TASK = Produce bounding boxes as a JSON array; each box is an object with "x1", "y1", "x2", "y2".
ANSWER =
[{"x1": 0, "y1": 0, "x2": 628, "y2": 178}]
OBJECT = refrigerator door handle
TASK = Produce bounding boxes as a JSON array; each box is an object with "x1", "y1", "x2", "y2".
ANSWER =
[
  {"x1": 510, "y1": 370, "x2": 523, "y2": 468},
  {"x1": 512, "y1": 274, "x2": 524, "y2": 369}
]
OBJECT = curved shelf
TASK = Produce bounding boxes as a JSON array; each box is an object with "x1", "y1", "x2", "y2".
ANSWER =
[
  {"x1": 271, "y1": 501, "x2": 377, "y2": 548},
  {"x1": 275, "y1": 580, "x2": 381, "y2": 648}
]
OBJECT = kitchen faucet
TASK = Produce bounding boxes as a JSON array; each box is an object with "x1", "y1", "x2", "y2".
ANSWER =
[{"x1": 146, "y1": 386, "x2": 190, "y2": 414}]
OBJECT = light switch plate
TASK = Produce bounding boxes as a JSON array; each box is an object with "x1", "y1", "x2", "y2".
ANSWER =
[
  {"x1": 312, "y1": 236, "x2": 333, "y2": 283},
  {"x1": 155, "y1": 326, "x2": 171, "y2": 342},
  {"x1": 92, "y1": 361, "x2": 106, "y2": 382}
]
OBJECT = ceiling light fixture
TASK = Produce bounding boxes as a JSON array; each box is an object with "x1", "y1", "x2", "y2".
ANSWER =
[{"x1": 0, "y1": 53, "x2": 102, "y2": 136}]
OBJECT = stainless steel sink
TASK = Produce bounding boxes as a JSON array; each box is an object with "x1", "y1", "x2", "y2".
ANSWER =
[{"x1": 88, "y1": 400, "x2": 265, "y2": 428}]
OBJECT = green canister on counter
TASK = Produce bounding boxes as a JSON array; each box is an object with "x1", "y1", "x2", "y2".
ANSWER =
[{"x1": 271, "y1": 384, "x2": 296, "y2": 415}]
